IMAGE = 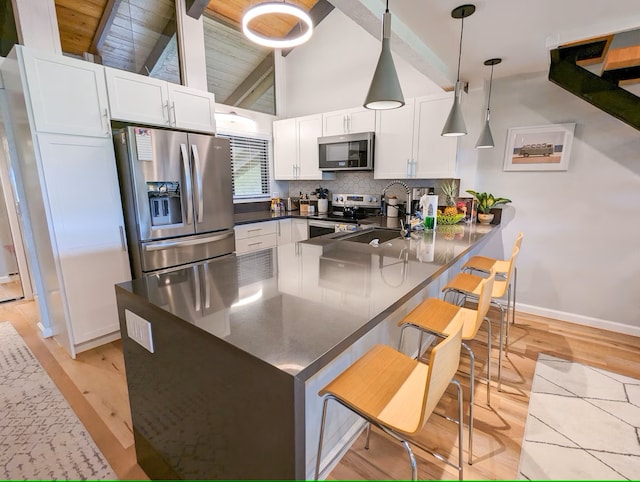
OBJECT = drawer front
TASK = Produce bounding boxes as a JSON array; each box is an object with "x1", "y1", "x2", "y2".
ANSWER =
[
  {"x1": 235, "y1": 221, "x2": 277, "y2": 240},
  {"x1": 235, "y1": 234, "x2": 277, "y2": 254}
]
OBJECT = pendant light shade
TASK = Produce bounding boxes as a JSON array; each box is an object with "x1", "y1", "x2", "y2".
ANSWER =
[
  {"x1": 442, "y1": 81, "x2": 467, "y2": 136},
  {"x1": 242, "y1": 2, "x2": 313, "y2": 49},
  {"x1": 364, "y1": 2, "x2": 404, "y2": 110},
  {"x1": 476, "y1": 58, "x2": 501, "y2": 149},
  {"x1": 441, "y1": 4, "x2": 475, "y2": 136}
]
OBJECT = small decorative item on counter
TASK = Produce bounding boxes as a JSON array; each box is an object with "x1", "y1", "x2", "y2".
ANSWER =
[
  {"x1": 466, "y1": 189, "x2": 512, "y2": 224},
  {"x1": 314, "y1": 186, "x2": 329, "y2": 214},
  {"x1": 270, "y1": 192, "x2": 281, "y2": 212}
]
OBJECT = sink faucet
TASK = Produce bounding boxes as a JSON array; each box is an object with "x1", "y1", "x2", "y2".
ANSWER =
[{"x1": 382, "y1": 180, "x2": 412, "y2": 236}]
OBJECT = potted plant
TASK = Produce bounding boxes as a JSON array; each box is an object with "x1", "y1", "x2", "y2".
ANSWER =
[
  {"x1": 314, "y1": 186, "x2": 329, "y2": 214},
  {"x1": 466, "y1": 190, "x2": 512, "y2": 224}
]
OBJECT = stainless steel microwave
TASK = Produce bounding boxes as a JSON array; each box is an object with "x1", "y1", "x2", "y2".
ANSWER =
[{"x1": 318, "y1": 132, "x2": 374, "y2": 171}]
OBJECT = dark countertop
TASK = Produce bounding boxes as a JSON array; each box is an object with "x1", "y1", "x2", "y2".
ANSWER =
[{"x1": 117, "y1": 222, "x2": 498, "y2": 381}]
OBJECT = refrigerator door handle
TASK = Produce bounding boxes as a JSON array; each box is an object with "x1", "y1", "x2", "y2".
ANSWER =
[
  {"x1": 202, "y1": 262, "x2": 211, "y2": 309},
  {"x1": 180, "y1": 143, "x2": 194, "y2": 225},
  {"x1": 143, "y1": 230, "x2": 234, "y2": 251},
  {"x1": 193, "y1": 265, "x2": 201, "y2": 312},
  {"x1": 191, "y1": 144, "x2": 204, "y2": 224}
]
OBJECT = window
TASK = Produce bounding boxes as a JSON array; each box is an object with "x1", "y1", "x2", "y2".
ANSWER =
[{"x1": 219, "y1": 134, "x2": 270, "y2": 199}]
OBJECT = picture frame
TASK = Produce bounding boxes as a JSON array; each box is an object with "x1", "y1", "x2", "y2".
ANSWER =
[{"x1": 503, "y1": 123, "x2": 576, "y2": 171}]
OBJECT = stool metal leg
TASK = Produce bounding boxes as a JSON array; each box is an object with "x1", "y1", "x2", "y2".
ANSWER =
[
  {"x1": 315, "y1": 397, "x2": 331, "y2": 480},
  {"x1": 461, "y1": 342, "x2": 474, "y2": 464},
  {"x1": 512, "y1": 267, "x2": 518, "y2": 324},
  {"x1": 452, "y1": 378, "x2": 464, "y2": 481},
  {"x1": 401, "y1": 440, "x2": 418, "y2": 481},
  {"x1": 485, "y1": 317, "x2": 492, "y2": 405},
  {"x1": 364, "y1": 422, "x2": 371, "y2": 449}
]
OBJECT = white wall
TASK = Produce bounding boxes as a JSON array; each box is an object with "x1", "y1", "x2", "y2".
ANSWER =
[
  {"x1": 282, "y1": 9, "x2": 444, "y2": 118},
  {"x1": 460, "y1": 71, "x2": 640, "y2": 334}
]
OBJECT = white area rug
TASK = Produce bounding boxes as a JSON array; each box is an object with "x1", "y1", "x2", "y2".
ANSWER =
[
  {"x1": 518, "y1": 353, "x2": 640, "y2": 480},
  {"x1": 0, "y1": 321, "x2": 116, "y2": 480}
]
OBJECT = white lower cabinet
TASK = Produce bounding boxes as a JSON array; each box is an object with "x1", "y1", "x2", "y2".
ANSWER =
[
  {"x1": 291, "y1": 218, "x2": 308, "y2": 242},
  {"x1": 36, "y1": 133, "x2": 132, "y2": 347},
  {"x1": 235, "y1": 221, "x2": 278, "y2": 254},
  {"x1": 277, "y1": 219, "x2": 292, "y2": 245}
]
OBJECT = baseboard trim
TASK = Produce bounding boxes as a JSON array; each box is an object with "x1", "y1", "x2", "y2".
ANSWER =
[{"x1": 517, "y1": 303, "x2": 640, "y2": 337}]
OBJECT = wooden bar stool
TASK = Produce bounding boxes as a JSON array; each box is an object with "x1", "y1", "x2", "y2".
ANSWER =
[
  {"x1": 462, "y1": 232, "x2": 524, "y2": 333},
  {"x1": 315, "y1": 317, "x2": 465, "y2": 481},
  {"x1": 442, "y1": 247, "x2": 520, "y2": 391},
  {"x1": 397, "y1": 270, "x2": 495, "y2": 465}
]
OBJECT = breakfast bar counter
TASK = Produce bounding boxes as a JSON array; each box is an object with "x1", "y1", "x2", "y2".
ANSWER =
[{"x1": 115, "y1": 223, "x2": 500, "y2": 479}]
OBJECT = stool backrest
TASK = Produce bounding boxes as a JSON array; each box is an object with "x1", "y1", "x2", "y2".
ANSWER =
[
  {"x1": 504, "y1": 246, "x2": 520, "y2": 286},
  {"x1": 514, "y1": 232, "x2": 524, "y2": 252},
  {"x1": 420, "y1": 316, "x2": 464, "y2": 428},
  {"x1": 475, "y1": 269, "x2": 496, "y2": 326}
]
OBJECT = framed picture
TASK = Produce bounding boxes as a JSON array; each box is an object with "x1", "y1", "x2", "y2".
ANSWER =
[{"x1": 503, "y1": 123, "x2": 576, "y2": 171}]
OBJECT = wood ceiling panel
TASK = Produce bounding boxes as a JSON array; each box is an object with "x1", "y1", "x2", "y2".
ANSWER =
[
  {"x1": 55, "y1": 0, "x2": 108, "y2": 54},
  {"x1": 206, "y1": 0, "x2": 318, "y2": 39}
]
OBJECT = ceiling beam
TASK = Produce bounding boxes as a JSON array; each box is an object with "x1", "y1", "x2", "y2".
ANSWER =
[
  {"x1": 330, "y1": 0, "x2": 452, "y2": 89},
  {"x1": 138, "y1": 12, "x2": 177, "y2": 75},
  {"x1": 186, "y1": 0, "x2": 209, "y2": 20},
  {"x1": 89, "y1": 0, "x2": 121, "y2": 55},
  {"x1": 222, "y1": 51, "x2": 274, "y2": 106},
  {"x1": 282, "y1": 0, "x2": 334, "y2": 57}
]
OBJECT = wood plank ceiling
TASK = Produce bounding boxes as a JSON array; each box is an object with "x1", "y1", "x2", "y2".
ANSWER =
[{"x1": 55, "y1": 0, "x2": 319, "y2": 57}]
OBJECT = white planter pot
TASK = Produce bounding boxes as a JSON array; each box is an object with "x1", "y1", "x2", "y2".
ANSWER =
[
  {"x1": 477, "y1": 213, "x2": 494, "y2": 225},
  {"x1": 318, "y1": 198, "x2": 329, "y2": 214}
]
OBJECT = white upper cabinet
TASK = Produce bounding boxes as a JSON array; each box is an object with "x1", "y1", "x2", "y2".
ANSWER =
[
  {"x1": 322, "y1": 106, "x2": 376, "y2": 136},
  {"x1": 18, "y1": 46, "x2": 111, "y2": 137},
  {"x1": 167, "y1": 83, "x2": 216, "y2": 133},
  {"x1": 105, "y1": 67, "x2": 216, "y2": 133},
  {"x1": 273, "y1": 114, "x2": 335, "y2": 181},
  {"x1": 105, "y1": 67, "x2": 170, "y2": 127},
  {"x1": 412, "y1": 93, "x2": 458, "y2": 178},
  {"x1": 273, "y1": 118, "x2": 298, "y2": 180},
  {"x1": 374, "y1": 99, "x2": 415, "y2": 179},
  {"x1": 374, "y1": 92, "x2": 457, "y2": 179}
]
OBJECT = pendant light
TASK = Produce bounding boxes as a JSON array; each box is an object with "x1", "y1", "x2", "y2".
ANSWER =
[
  {"x1": 441, "y1": 4, "x2": 475, "y2": 136},
  {"x1": 476, "y1": 58, "x2": 501, "y2": 149},
  {"x1": 363, "y1": 0, "x2": 405, "y2": 110},
  {"x1": 242, "y1": 2, "x2": 313, "y2": 49}
]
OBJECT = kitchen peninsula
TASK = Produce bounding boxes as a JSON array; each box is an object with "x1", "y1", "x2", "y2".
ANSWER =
[{"x1": 115, "y1": 223, "x2": 499, "y2": 479}]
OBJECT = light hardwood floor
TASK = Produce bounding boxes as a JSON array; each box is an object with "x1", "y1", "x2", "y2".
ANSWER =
[{"x1": 4, "y1": 298, "x2": 640, "y2": 480}]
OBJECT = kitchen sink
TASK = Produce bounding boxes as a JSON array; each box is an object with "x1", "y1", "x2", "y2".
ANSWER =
[{"x1": 341, "y1": 228, "x2": 403, "y2": 244}]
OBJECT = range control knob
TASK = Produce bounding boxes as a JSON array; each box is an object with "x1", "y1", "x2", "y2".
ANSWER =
[{"x1": 337, "y1": 196, "x2": 343, "y2": 202}]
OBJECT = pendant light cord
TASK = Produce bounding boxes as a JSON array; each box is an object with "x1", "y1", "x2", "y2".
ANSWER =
[
  {"x1": 385, "y1": 0, "x2": 389, "y2": 13},
  {"x1": 456, "y1": 12, "x2": 464, "y2": 82},
  {"x1": 487, "y1": 63, "x2": 494, "y2": 112}
]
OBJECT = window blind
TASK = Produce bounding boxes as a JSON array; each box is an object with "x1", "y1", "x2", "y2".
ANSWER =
[{"x1": 219, "y1": 134, "x2": 270, "y2": 199}]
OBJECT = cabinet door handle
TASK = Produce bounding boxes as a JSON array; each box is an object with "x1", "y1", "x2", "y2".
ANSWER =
[
  {"x1": 406, "y1": 159, "x2": 411, "y2": 177},
  {"x1": 343, "y1": 116, "x2": 347, "y2": 133},
  {"x1": 171, "y1": 102, "x2": 177, "y2": 126},
  {"x1": 164, "y1": 101, "x2": 171, "y2": 125},
  {"x1": 103, "y1": 108, "x2": 111, "y2": 137},
  {"x1": 412, "y1": 159, "x2": 416, "y2": 178}
]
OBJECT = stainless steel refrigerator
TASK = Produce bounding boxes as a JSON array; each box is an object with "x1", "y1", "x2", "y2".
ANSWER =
[{"x1": 113, "y1": 126, "x2": 235, "y2": 278}]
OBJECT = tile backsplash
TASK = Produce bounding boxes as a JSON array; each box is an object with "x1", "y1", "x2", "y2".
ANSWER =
[{"x1": 287, "y1": 172, "x2": 459, "y2": 206}]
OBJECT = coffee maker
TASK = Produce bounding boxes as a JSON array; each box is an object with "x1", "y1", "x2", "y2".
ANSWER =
[{"x1": 410, "y1": 187, "x2": 435, "y2": 215}]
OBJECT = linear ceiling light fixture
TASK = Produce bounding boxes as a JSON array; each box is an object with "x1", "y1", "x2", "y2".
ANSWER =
[
  {"x1": 363, "y1": 0, "x2": 405, "y2": 110},
  {"x1": 441, "y1": 4, "x2": 475, "y2": 136},
  {"x1": 242, "y1": 2, "x2": 313, "y2": 49},
  {"x1": 476, "y1": 58, "x2": 502, "y2": 149}
]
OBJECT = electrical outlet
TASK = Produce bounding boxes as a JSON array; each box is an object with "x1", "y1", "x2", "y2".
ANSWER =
[{"x1": 125, "y1": 310, "x2": 154, "y2": 353}]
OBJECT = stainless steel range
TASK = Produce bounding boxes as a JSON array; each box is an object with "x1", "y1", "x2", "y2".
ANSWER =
[{"x1": 307, "y1": 193, "x2": 381, "y2": 238}]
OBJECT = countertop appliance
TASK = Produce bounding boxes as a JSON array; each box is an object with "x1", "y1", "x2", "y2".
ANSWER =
[
  {"x1": 318, "y1": 132, "x2": 374, "y2": 171},
  {"x1": 114, "y1": 126, "x2": 235, "y2": 278}
]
